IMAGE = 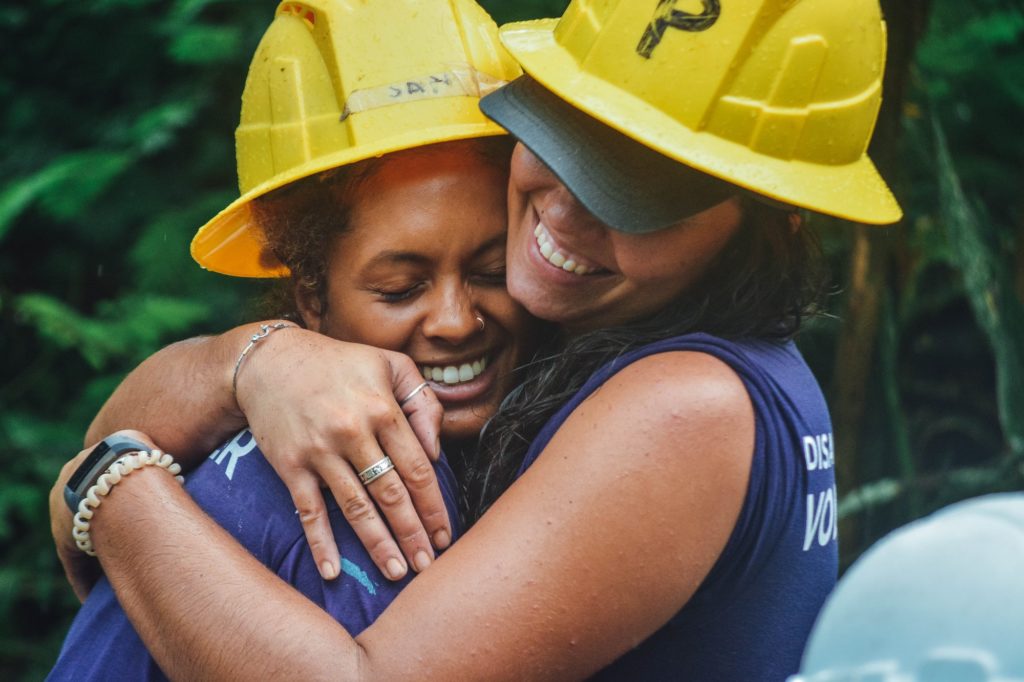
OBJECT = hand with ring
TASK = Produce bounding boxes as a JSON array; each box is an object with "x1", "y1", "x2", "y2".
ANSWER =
[
  {"x1": 232, "y1": 329, "x2": 449, "y2": 580},
  {"x1": 83, "y1": 323, "x2": 450, "y2": 583}
]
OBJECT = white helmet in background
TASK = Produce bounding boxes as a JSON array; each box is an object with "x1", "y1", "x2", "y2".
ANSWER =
[{"x1": 790, "y1": 493, "x2": 1024, "y2": 682}]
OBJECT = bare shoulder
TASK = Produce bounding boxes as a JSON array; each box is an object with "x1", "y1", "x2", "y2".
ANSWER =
[
  {"x1": 599, "y1": 350, "x2": 751, "y2": 407},
  {"x1": 569, "y1": 350, "x2": 756, "y2": 470},
  {"x1": 361, "y1": 350, "x2": 757, "y2": 679}
]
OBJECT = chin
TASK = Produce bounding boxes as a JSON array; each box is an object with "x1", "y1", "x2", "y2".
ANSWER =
[{"x1": 440, "y1": 409, "x2": 491, "y2": 444}]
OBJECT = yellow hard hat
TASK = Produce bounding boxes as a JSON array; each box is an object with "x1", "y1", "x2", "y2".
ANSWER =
[
  {"x1": 191, "y1": 0, "x2": 521, "y2": 277},
  {"x1": 482, "y1": 0, "x2": 902, "y2": 232}
]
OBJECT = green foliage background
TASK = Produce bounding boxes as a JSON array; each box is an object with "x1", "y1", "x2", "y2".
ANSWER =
[{"x1": 0, "y1": 0, "x2": 1020, "y2": 677}]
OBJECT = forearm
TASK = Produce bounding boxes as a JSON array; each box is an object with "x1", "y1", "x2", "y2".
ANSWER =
[
  {"x1": 86, "y1": 355, "x2": 750, "y2": 681},
  {"x1": 91, "y1": 466, "x2": 367, "y2": 681},
  {"x1": 85, "y1": 324, "x2": 276, "y2": 463}
]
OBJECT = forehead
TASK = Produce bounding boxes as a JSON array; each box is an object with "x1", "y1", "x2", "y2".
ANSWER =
[{"x1": 332, "y1": 146, "x2": 510, "y2": 266}]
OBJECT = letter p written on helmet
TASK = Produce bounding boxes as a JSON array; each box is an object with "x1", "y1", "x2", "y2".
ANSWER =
[
  {"x1": 191, "y1": 0, "x2": 521, "y2": 278},
  {"x1": 486, "y1": 0, "x2": 902, "y2": 233}
]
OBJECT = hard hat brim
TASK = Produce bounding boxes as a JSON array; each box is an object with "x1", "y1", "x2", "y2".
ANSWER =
[
  {"x1": 482, "y1": 76, "x2": 736, "y2": 234},
  {"x1": 493, "y1": 19, "x2": 903, "y2": 229},
  {"x1": 192, "y1": 120, "x2": 508, "y2": 278}
]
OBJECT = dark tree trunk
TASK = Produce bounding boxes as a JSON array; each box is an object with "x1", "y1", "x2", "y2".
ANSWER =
[{"x1": 833, "y1": 0, "x2": 932, "y2": 553}]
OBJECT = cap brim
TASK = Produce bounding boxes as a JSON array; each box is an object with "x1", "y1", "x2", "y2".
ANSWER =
[{"x1": 481, "y1": 76, "x2": 734, "y2": 234}]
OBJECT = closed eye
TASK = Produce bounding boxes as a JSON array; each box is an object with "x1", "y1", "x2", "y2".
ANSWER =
[
  {"x1": 473, "y1": 268, "x2": 506, "y2": 286},
  {"x1": 371, "y1": 283, "x2": 425, "y2": 303}
]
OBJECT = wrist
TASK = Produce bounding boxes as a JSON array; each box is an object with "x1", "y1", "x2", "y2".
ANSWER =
[
  {"x1": 230, "y1": 320, "x2": 303, "y2": 417},
  {"x1": 219, "y1": 321, "x2": 293, "y2": 419},
  {"x1": 73, "y1": 450, "x2": 184, "y2": 556}
]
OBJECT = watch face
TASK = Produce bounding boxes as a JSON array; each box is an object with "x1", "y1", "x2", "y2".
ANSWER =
[
  {"x1": 67, "y1": 440, "x2": 116, "y2": 493},
  {"x1": 67, "y1": 434, "x2": 151, "y2": 496}
]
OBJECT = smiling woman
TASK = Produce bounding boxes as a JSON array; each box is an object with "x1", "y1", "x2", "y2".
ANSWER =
[
  {"x1": 47, "y1": 1, "x2": 542, "y2": 679},
  {"x1": 507, "y1": 146, "x2": 746, "y2": 332},
  {"x1": 257, "y1": 140, "x2": 533, "y2": 441},
  {"x1": 52, "y1": 0, "x2": 903, "y2": 679}
]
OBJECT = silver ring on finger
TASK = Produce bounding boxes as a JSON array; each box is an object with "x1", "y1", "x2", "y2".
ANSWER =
[
  {"x1": 358, "y1": 456, "x2": 395, "y2": 485},
  {"x1": 400, "y1": 381, "x2": 429, "y2": 407}
]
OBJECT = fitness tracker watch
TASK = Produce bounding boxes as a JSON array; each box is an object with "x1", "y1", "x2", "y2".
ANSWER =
[{"x1": 63, "y1": 434, "x2": 152, "y2": 512}]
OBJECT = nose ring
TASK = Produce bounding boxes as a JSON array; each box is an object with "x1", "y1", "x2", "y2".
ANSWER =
[{"x1": 475, "y1": 315, "x2": 485, "y2": 332}]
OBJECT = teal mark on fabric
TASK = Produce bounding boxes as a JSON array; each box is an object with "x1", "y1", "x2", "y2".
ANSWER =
[{"x1": 341, "y1": 558, "x2": 378, "y2": 596}]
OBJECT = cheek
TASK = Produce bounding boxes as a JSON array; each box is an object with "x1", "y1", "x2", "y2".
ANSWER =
[
  {"x1": 614, "y1": 242, "x2": 693, "y2": 287},
  {"x1": 481, "y1": 290, "x2": 534, "y2": 342},
  {"x1": 614, "y1": 203, "x2": 743, "y2": 289},
  {"x1": 507, "y1": 145, "x2": 554, "y2": 209},
  {"x1": 322, "y1": 294, "x2": 420, "y2": 352}
]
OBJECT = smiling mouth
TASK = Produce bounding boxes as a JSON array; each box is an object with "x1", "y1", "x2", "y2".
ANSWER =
[
  {"x1": 533, "y1": 222, "x2": 609, "y2": 276},
  {"x1": 420, "y1": 355, "x2": 489, "y2": 385}
]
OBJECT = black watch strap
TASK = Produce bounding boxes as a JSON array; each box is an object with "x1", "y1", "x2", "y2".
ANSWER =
[{"x1": 64, "y1": 434, "x2": 153, "y2": 513}]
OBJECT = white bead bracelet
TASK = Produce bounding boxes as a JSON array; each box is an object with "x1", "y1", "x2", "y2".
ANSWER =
[{"x1": 72, "y1": 449, "x2": 184, "y2": 556}]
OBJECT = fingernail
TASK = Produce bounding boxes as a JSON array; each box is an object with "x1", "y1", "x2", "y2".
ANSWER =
[
  {"x1": 434, "y1": 436, "x2": 441, "y2": 458},
  {"x1": 320, "y1": 561, "x2": 338, "y2": 580},
  {"x1": 433, "y1": 528, "x2": 451, "y2": 550},
  {"x1": 386, "y1": 557, "x2": 406, "y2": 580},
  {"x1": 413, "y1": 550, "x2": 432, "y2": 573}
]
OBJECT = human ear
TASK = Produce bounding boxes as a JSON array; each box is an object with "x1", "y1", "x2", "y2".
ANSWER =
[
  {"x1": 294, "y1": 281, "x2": 324, "y2": 333},
  {"x1": 788, "y1": 211, "x2": 803, "y2": 234}
]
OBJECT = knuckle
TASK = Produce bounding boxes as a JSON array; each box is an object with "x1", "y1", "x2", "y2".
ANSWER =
[
  {"x1": 367, "y1": 537, "x2": 399, "y2": 564},
  {"x1": 366, "y1": 400, "x2": 396, "y2": 425},
  {"x1": 423, "y1": 398, "x2": 443, "y2": 419},
  {"x1": 277, "y1": 439, "x2": 329, "y2": 470},
  {"x1": 396, "y1": 528, "x2": 427, "y2": 548},
  {"x1": 374, "y1": 479, "x2": 409, "y2": 508},
  {"x1": 330, "y1": 414, "x2": 361, "y2": 440},
  {"x1": 341, "y1": 495, "x2": 376, "y2": 523},
  {"x1": 419, "y1": 506, "x2": 449, "y2": 528},
  {"x1": 296, "y1": 504, "x2": 326, "y2": 526},
  {"x1": 403, "y1": 460, "x2": 436, "y2": 490},
  {"x1": 390, "y1": 351, "x2": 417, "y2": 373},
  {"x1": 303, "y1": 533, "x2": 327, "y2": 553}
]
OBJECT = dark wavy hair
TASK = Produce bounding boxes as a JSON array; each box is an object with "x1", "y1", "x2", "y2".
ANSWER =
[{"x1": 465, "y1": 198, "x2": 827, "y2": 524}]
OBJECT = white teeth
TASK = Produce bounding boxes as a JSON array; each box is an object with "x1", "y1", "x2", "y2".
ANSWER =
[
  {"x1": 534, "y1": 222, "x2": 595, "y2": 276},
  {"x1": 420, "y1": 356, "x2": 489, "y2": 386}
]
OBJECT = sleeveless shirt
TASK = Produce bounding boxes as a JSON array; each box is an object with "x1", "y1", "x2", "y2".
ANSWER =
[{"x1": 516, "y1": 333, "x2": 838, "y2": 681}]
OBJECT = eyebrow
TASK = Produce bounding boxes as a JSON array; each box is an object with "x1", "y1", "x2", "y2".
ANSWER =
[{"x1": 362, "y1": 234, "x2": 506, "y2": 269}]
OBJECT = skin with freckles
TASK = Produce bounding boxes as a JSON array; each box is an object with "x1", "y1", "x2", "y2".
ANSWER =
[
  {"x1": 505, "y1": 144, "x2": 743, "y2": 333},
  {"x1": 299, "y1": 144, "x2": 534, "y2": 441}
]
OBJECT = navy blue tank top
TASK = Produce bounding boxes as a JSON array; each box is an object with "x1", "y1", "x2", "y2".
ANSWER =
[{"x1": 516, "y1": 333, "x2": 837, "y2": 681}]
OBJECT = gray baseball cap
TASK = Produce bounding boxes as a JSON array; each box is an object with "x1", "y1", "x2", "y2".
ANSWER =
[{"x1": 480, "y1": 75, "x2": 735, "y2": 234}]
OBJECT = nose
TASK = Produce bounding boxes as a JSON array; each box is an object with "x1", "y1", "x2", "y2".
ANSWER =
[
  {"x1": 518, "y1": 147, "x2": 609, "y2": 237},
  {"x1": 421, "y1": 281, "x2": 480, "y2": 345},
  {"x1": 544, "y1": 185, "x2": 609, "y2": 239}
]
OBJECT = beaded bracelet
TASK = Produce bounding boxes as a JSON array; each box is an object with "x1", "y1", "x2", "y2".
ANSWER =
[{"x1": 71, "y1": 450, "x2": 184, "y2": 556}]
